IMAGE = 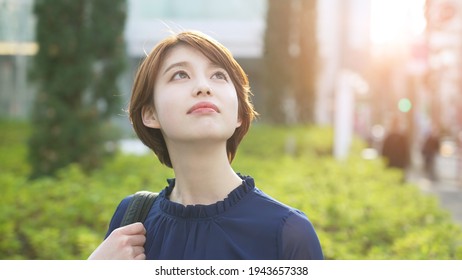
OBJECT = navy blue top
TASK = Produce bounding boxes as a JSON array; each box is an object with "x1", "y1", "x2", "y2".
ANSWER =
[{"x1": 105, "y1": 174, "x2": 323, "y2": 260}]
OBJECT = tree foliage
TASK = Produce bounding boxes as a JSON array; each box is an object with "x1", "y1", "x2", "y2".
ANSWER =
[
  {"x1": 262, "y1": 0, "x2": 318, "y2": 124},
  {"x1": 29, "y1": 0, "x2": 127, "y2": 178}
]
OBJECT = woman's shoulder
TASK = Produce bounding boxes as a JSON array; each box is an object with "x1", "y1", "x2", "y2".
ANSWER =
[
  {"x1": 245, "y1": 183, "x2": 323, "y2": 259},
  {"x1": 104, "y1": 195, "x2": 133, "y2": 237},
  {"x1": 280, "y1": 209, "x2": 324, "y2": 259},
  {"x1": 250, "y1": 187, "x2": 303, "y2": 215}
]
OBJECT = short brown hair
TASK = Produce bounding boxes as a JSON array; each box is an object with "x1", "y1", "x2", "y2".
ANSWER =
[{"x1": 129, "y1": 30, "x2": 258, "y2": 168}]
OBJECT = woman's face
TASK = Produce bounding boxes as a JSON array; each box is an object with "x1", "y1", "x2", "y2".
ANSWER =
[{"x1": 142, "y1": 44, "x2": 242, "y2": 146}]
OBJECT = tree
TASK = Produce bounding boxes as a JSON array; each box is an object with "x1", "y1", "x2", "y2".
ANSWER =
[
  {"x1": 262, "y1": 0, "x2": 318, "y2": 124},
  {"x1": 292, "y1": 0, "x2": 317, "y2": 123},
  {"x1": 262, "y1": 0, "x2": 291, "y2": 124},
  {"x1": 29, "y1": 0, "x2": 127, "y2": 178}
]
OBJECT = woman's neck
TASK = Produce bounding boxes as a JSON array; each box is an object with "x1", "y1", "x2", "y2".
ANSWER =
[{"x1": 167, "y1": 142, "x2": 243, "y2": 206}]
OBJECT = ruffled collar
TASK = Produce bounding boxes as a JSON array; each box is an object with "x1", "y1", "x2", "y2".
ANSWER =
[{"x1": 158, "y1": 174, "x2": 255, "y2": 219}]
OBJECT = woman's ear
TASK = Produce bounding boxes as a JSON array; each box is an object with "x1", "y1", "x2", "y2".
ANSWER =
[
  {"x1": 142, "y1": 105, "x2": 161, "y2": 129},
  {"x1": 236, "y1": 117, "x2": 242, "y2": 128}
]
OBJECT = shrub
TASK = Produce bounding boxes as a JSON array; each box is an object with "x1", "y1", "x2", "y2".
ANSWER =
[
  {"x1": 0, "y1": 120, "x2": 30, "y2": 176},
  {"x1": 1, "y1": 120, "x2": 461, "y2": 259}
]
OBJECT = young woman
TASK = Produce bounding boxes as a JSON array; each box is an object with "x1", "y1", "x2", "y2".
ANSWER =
[{"x1": 89, "y1": 30, "x2": 323, "y2": 260}]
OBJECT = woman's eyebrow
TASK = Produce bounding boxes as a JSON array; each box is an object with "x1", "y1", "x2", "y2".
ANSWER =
[
  {"x1": 209, "y1": 62, "x2": 224, "y2": 70},
  {"x1": 162, "y1": 61, "x2": 189, "y2": 75}
]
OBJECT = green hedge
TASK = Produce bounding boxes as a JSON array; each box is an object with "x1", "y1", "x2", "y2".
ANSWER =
[{"x1": 1, "y1": 121, "x2": 461, "y2": 259}]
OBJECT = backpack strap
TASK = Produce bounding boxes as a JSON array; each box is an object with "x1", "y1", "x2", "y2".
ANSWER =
[{"x1": 120, "y1": 191, "x2": 158, "y2": 227}]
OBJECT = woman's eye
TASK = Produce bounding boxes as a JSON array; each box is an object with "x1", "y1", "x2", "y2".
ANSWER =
[
  {"x1": 172, "y1": 71, "x2": 189, "y2": 80},
  {"x1": 212, "y1": 71, "x2": 228, "y2": 81}
]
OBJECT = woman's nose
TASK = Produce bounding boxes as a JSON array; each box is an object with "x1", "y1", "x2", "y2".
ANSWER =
[{"x1": 194, "y1": 83, "x2": 212, "y2": 96}]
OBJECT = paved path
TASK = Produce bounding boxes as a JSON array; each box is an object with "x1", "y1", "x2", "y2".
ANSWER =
[{"x1": 407, "y1": 168, "x2": 462, "y2": 225}]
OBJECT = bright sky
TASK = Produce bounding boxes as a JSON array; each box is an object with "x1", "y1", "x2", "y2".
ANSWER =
[{"x1": 370, "y1": 0, "x2": 427, "y2": 46}]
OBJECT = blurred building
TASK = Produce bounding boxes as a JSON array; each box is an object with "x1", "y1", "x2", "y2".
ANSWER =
[
  {"x1": 424, "y1": 0, "x2": 462, "y2": 180},
  {"x1": 0, "y1": 0, "x2": 267, "y2": 122},
  {"x1": 0, "y1": 0, "x2": 369, "y2": 122},
  {"x1": 425, "y1": 0, "x2": 462, "y2": 137},
  {"x1": 0, "y1": 0, "x2": 36, "y2": 118},
  {"x1": 5, "y1": 0, "x2": 457, "y2": 149},
  {"x1": 0, "y1": 0, "x2": 363, "y2": 125}
]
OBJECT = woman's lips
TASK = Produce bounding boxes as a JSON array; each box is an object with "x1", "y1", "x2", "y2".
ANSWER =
[{"x1": 187, "y1": 102, "x2": 219, "y2": 114}]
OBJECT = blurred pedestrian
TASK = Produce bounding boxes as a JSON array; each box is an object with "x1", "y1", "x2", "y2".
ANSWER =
[
  {"x1": 381, "y1": 116, "x2": 410, "y2": 172},
  {"x1": 421, "y1": 126, "x2": 440, "y2": 181}
]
